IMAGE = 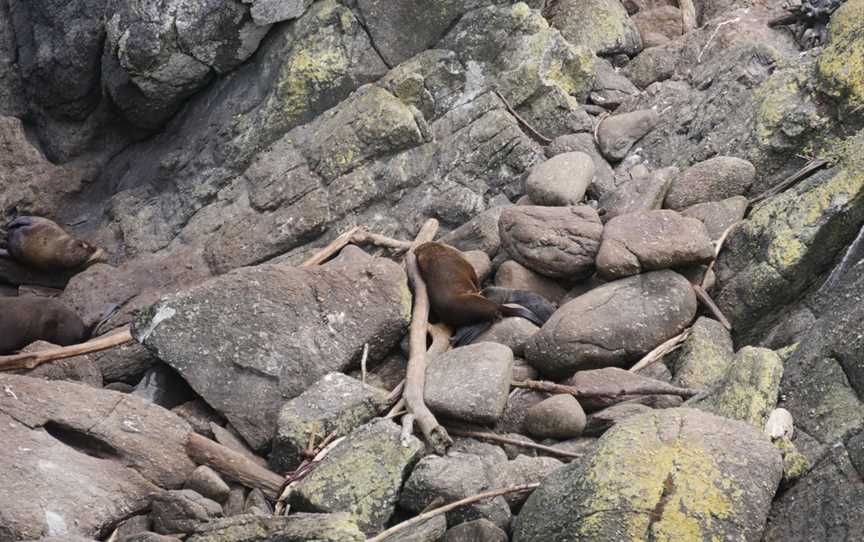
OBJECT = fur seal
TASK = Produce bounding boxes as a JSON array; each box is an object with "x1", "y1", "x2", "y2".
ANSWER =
[
  {"x1": 415, "y1": 242, "x2": 555, "y2": 345},
  {"x1": 0, "y1": 297, "x2": 88, "y2": 354},
  {"x1": 2, "y1": 216, "x2": 106, "y2": 271}
]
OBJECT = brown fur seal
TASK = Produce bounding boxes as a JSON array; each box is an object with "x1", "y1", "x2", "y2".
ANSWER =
[
  {"x1": 2, "y1": 216, "x2": 106, "y2": 271},
  {"x1": 0, "y1": 297, "x2": 88, "y2": 354},
  {"x1": 415, "y1": 242, "x2": 555, "y2": 345}
]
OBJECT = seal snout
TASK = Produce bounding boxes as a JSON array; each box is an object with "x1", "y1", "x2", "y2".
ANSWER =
[{"x1": 85, "y1": 247, "x2": 108, "y2": 266}]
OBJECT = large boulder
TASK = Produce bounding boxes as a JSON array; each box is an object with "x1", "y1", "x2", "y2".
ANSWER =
[
  {"x1": 546, "y1": 0, "x2": 643, "y2": 56},
  {"x1": 525, "y1": 270, "x2": 697, "y2": 378},
  {"x1": 601, "y1": 166, "x2": 677, "y2": 221},
  {"x1": 816, "y1": 0, "x2": 864, "y2": 119},
  {"x1": 664, "y1": 156, "x2": 756, "y2": 210},
  {"x1": 525, "y1": 152, "x2": 594, "y2": 206},
  {"x1": 186, "y1": 513, "x2": 365, "y2": 542},
  {"x1": 133, "y1": 257, "x2": 411, "y2": 450},
  {"x1": 513, "y1": 408, "x2": 783, "y2": 541}
]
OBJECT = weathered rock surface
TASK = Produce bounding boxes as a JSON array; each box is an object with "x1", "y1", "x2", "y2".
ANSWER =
[
  {"x1": 441, "y1": 206, "x2": 508, "y2": 256},
  {"x1": 513, "y1": 408, "x2": 783, "y2": 541},
  {"x1": 290, "y1": 419, "x2": 423, "y2": 534},
  {"x1": 133, "y1": 257, "x2": 410, "y2": 450},
  {"x1": 590, "y1": 58, "x2": 641, "y2": 109},
  {"x1": 563, "y1": 367, "x2": 687, "y2": 412},
  {"x1": 246, "y1": 0, "x2": 311, "y2": 25},
  {"x1": 631, "y1": 5, "x2": 683, "y2": 45},
  {"x1": 499, "y1": 205, "x2": 603, "y2": 279},
  {"x1": 671, "y1": 316, "x2": 735, "y2": 389},
  {"x1": 546, "y1": 132, "x2": 618, "y2": 200},
  {"x1": 445, "y1": 519, "x2": 508, "y2": 542},
  {"x1": 20, "y1": 340, "x2": 102, "y2": 387},
  {"x1": 474, "y1": 318, "x2": 538, "y2": 357},
  {"x1": 601, "y1": 166, "x2": 676, "y2": 221},
  {"x1": 597, "y1": 109, "x2": 659, "y2": 162},
  {"x1": 596, "y1": 210, "x2": 714, "y2": 279},
  {"x1": 680, "y1": 196, "x2": 748, "y2": 240},
  {"x1": 185, "y1": 466, "x2": 231, "y2": 504},
  {"x1": 664, "y1": 156, "x2": 756, "y2": 210},
  {"x1": 525, "y1": 152, "x2": 594, "y2": 206},
  {"x1": 186, "y1": 513, "x2": 365, "y2": 542},
  {"x1": 546, "y1": 0, "x2": 643, "y2": 56},
  {"x1": 151, "y1": 490, "x2": 223, "y2": 535},
  {"x1": 583, "y1": 401, "x2": 653, "y2": 436},
  {"x1": 494, "y1": 260, "x2": 568, "y2": 304},
  {"x1": 526, "y1": 270, "x2": 697, "y2": 377},
  {"x1": 525, "y1": 395, "x2": 587, "y2": 439},
  {"x1": 425, "y1": 342, "x2": 513, "y2": 424}
]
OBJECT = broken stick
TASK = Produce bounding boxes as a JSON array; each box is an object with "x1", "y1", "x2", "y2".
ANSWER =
[
  {"x1": 186, "y1": 432, "x2": 284, "y2": 499},
  {"x1": 385, "y1": 322, "x2": 452, "y2": 416},
  {"x1": 513, "y1": 377, "x2": 700, "y2": 399},
  {"x1": 693, "y1": 285, "x2": 731, "y2": 330},
  {"x1": 445, "y1": 428, "x2": 584, "y2": 460},
  {"x1": 300, "y1": 225, "x2": 363, "y2": 267},
  {"x1": 628, "y1": 328, "x2": 692, "y2": 373},
  {"x1": 0, "y1": 326, "x2": 134, "y2": 372}
]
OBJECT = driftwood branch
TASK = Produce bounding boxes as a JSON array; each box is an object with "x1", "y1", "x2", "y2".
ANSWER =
[
  {"x1": 493, "y1": 90, "x2": 552, "y2": 145},
  {"x1": 513, "y1": 377, "x2": 700, "y2": 399},
  {"x1": 749, "y1": 159, "x2": 827, "y2": 207},
  {"x1": 186, "y1": 433, "x2": 284, "y2": 499},
  {"x1": 351, "y1": 230, "x2": 413, "y2": 252},
  {"x1": 301, "y1": 226, "x2": 421, "y2": 268},
  {"x1": 628, "y1": 328, "x2": 692, "y2": 373},
  {"x1": 693, "y1": 285, "x2": 731, "y2": 330},
  {"x1": 0, "y1": 326, "x2": 134, "y2": 372},
  {"x1": 301, "y1": 226, "x2": 363, "y2": 267},
  {"x1": 701, "y1": 221, "x2": 739, "y2": 290},
  {"x1": 385, "y1": 323, "x2": 452, "y2": 416},
  {"x1": 274, "y1": 433, "x2": 343, "y2": 515},
  {"x1": 445, "y1": 428, "x2": 584, "y2": 459},
  {"x1": 367, "y1": 483, "x2": 540, "y2": 542}
]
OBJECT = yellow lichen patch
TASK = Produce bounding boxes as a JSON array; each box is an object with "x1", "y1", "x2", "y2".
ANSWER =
[{"x1": 818, "y1": 0, "x2": 864, "y2": 111}]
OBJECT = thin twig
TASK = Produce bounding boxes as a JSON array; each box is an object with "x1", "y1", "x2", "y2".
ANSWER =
[
  {"x1": 274, "y1": 433, "x2": 343, "y2": 515},
  {"x1": 367, "y1": 483, "x2": 540, "y2": 542},
  {"x1": 351, "y1": 231, "x2": 413, "y2": 252},
  {"x1": 301, "y1": 225, "x2": 363, "y2": 267},
  {"x1": 698, "y1": 17, "x2": 741, "y2": 63},
  {"x1": 628, "y1": 328, "x2": 691, "y2": 373},
  {"x1": 513, "y1": 376, "x2": 700, "y2": 398},
  {"x1": 0, "y1": 326, "x2": 133, "y2": 371},
  {"x1": 360, "y1": 343, "x2": 369, "y2": 385},
  {"x1": 446, "y1": 428, "x2": 584, "y2": 459},
  {"x1": 701, "y1": 221, "x2": 740, "y2": 290},
  {"x1": 385, "y1": 323, "x2": 452, "y2": 417},
  {"x1": 493, "y1": 90, "x2": 552, "y2": 144},
  {"x1": 748, "y1": 159, "x2": 828, "y2": 207},
  {"x1": 693, "y1": 285, "x2": 731, "y2": 330}
]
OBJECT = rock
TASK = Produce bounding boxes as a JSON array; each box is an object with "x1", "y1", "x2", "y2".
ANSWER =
[
  {"x1": 246, "y1": 0, "x2": 311, "y2": 24},
  {"x1": 95, "y1": 341, "x2": 158, "y2": 385},
  {"x1": 583, "y1": 402, "x2": 653, "y2": 436},
  {"x1": 525, "y1": 152, "x2": 594, "y2": 206},
  {"x1": 499, "y1": 455, "x2": 564, "y2": 509},
  {"x1": 115, "y1": 515, "x2": 152, "y2": 540},
  {"x1": 590, "y1": 58, "x2": 641, "y2": 110},
  {"x1": 445, "y1": 519, "x2": 508, "y2": 542},
  {"x1": 172, "y1": 400, "x2": 224, "y2": 438},
  {"x1": 474, "y1": 318, "x2": 539, "y2": 357},
  {"x1": 223, "y1": 486, "x2": 246, "y2": 518},
  {"x1": 441, "y1": 206, "x2": 508, "y2": 256},
  {"x1": 680, "y1": 196, "x2": 748, "y2": 240},
  {"x1": 499, "y1": 205, "x2": 603, "y2": 279},
  {"x1": 765, "y1": 408, "x2": 794, "y2": 440},
  {"x1": 151, "y1": 490, "x2": 222, "y2": 535},
  {"x1": 494, "y1": 260, "x2": 568, "y2": 304},
  {"x1": 124, "y1": 534, "x2": 182, "y2": 542},
  {"x1": 20, "y1": 340, "x2": 102, "y2": 387},
  {"x1": 244, "y1": 488, "x2": 272, "y2": 516},
  {"x1": 496, "y1": 388, "x2": 547, "y2": 435},
  {"x1": 463, "y1": 250, "x2": 492, "y2": 283},
  {"x1": 546, "y1": 133, "x2": 617, "y2": 200},
  {"x1": 210, "y1": 424, "x2": 265, "y2": 467},
  {"x1": 670, "y1": 316, "x2": 735, "y2": 389},
  {"x1": 375, "y1": 516, "x2": 447, "y2": 542},
  {"x1": 601, "y1": 166, "x2": 676, "y2": 221},
  {"x1": 546, "y1": 0, "x2": 643, "y2": 56},
  {"x1": 562, "y1": 367, "x2": 686, "y2": 412},
  {"x1": 526, "y1": 270, "x2": 697, "y2": 378},
  {"x1": 185, "y1": 466, "x2": 230, "y2": 504},
  {"x1": 186, "y1": 513, "x2": 365, "y2": 542},
  {"x1": 597, "y1": 109, "x2": 659, "y2": 162},
  {"x1": 450, "y1": 438, "x2": 509, "y2": 464},
  {"x1": 513, "y1": 408, "x2": 783, "y2": 541},
  {"x1": 132, "y1": 364, "x2": 195, "y2": 410},
  {"x1": 664, "y1": 156, "x2": 756, "y2": 210},
  {"x1": 631, "y1": 6, "x2": 683, "y2": 44},
  {"x1": 290, "y1": 419, "x2": 423, "y2": 534},
  {"x1": 525, "y1": 395, "x2": 587, "y2": 439},
  {"x1": 425, "y1": 342, "x2": 513, "y2": 424},
  {"x1": 596, "y1": 210, "x2": 714, "y2": 279},
  {"x1": 0, "y1": 374, "x2": 195, "y2": 488},
  {"x1": 687, "y1": 346, "x2": 784, "y2": 428},
  {"x1": 133, "y1": 256, "x2": 411, "y2": 450},
  {"x1": 270, "y1": 372, "x2": 387, "y2": 472},
  {"x1": 817, "y1": 0, "x2": 864, "y2": 118},
  {"x1": 400, "y1": 453, "x2": 511, "y2": 529},
  {"x1": 774, "y1": 436, "x2": 810, "y2": 486}
]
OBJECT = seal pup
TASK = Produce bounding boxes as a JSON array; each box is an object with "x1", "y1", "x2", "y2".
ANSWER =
[
  {"x1": 0, "y1": 297, "x2": 88, "y2": 354},
  {"x1": 414, "y1": 242, "x2": 555, "y2": 346},
  {"x1": 2, "y1": 216, "x2": 106, "y2": 271}
]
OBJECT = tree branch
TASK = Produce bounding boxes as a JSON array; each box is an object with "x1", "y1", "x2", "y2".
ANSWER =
[{"x1": 0, "y1": 326, "x2": 133, "y2": 372}]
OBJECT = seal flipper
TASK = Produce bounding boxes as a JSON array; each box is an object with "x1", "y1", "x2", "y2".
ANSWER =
[
  {"x1": 451, "y1": 321, "x2": 494, "y2": 347},
  {"x1": 482, "y1": 286, "x2": 556, "y2": 323}
]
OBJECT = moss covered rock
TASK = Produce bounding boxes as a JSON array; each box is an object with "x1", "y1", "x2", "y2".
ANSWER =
[
  {"x1": 672, "y1": 316, "x2": 735, "y2": 389},
  {"x1": 817, "y1": 0, "x2": 864, "y2": 118},
  {"x1": 513, "y1": 408, "x2": 782, "y2": 542},
  {"x1": 547, "y1": 0, "x2": 643, "y2": 56},
  {"x1": 186, "y1": 513, "x2": 364, "y2": 542}
]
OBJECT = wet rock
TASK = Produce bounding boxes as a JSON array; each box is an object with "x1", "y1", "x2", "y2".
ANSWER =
[
  {"x1": 547, "y1": 0, "x2": 643, "y2": 56},
  {"x1": 151, "y1": 490, "x2": 222, "y2": 535},
  {"x1": 590, "y1": 58, "x2": 641, "y2": 110},
  {"x1": 562, "y1": 367, "x2": 686, "y2": 412},
  {"x1": 525, "y1": 152, "x2": 594, "y2": 206},
  {"x1": 664, "y1": 156, "x2": 756, "y2": 210},
  {"x1": 185, "y1": 466, "x2": 230, "y2": 504},
  {"x1": 445, "y1": 519, "x2": 508, "y2": 542},
  {"x1": 290, "y1": 419, "x2": 423, "y2": 534},
  {"x1": 425, "y1": 342, "x2": 513, "y2": 424},
  {"x1": 20, "y1": 340, "x2": 102, "y2": 387},
  {"x1": 186, "y1": 513, "x2": 365, "y2": 542},
  {"x1": 680, "y1": 196, "x2": 748, "y2": 240},
  {"x1": 671, "y1": 316, "x2": 735, "y2": 389},
  {"x1": 597, "y1": 109, "x2": 659, "y2": 162},
  {"x1": 596, "y1": 209, "x2": 714, "y2": 279},
  {"x1": 441, "y1": 206, "x2": 508, "y2": 256},
  {"x1": 546, "y1": 133, "x2": 617, "y2": 200},
  {"x1": 687, "y1": 346, "x2": 783, "y2": 428},
  {"x1": 499, "y1": 205, "x2": 602, "y2": 279},
  {"x1": 401, "y1": 453, "x2": 511, "y2": 529},
  {"x1": 525, "y1": 395, "x2": 587, "y2": 439},
  {"x1": 474, "y1": 318, "x2": 539, "y2": 357},
  {"x1": 132, "y1": 364, "x2": 195, "y2": 409},
  {"x1": 494, "y1": 260, "x2": 568, "y2": 304},
  {"x1": 601, "y1": 166, "x2": 677, "y2": 221},
  {"x1": 514, "y1": 408, "x2": 783, "y2": 541},
  {"x1": 270, "y1": 372, "x2": 387, "y2": 472},
  {"x1": 583, "y1": 401, "x2": 653, "y2": 436},
  {"x1": 526, "y1": 270, "x2": 697, "y2": 378},
  {"x1": 246, "y1": 0, "x2": 311, "y2": 24},
  {"x1": 133, "y1": 256, "x2": 410, "y2": 450}
]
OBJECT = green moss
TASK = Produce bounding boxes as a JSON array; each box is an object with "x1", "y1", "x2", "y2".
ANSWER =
[
  {"x1": 818, "y1": 0, "x2": 864, "y2": 112},
  {"x1": 774, "y1": 437, "x2": 810, "y2": 484}
]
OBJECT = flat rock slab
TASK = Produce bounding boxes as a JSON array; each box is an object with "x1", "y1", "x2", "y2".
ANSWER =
[
  {"x1": 596, "y1": 210, "x2": 714, "y2": 279},
  {"x1": 290, "y1": 419, "x2": 423, "y2": 534},
  {"x1": 0, "y1": 374, "x2": 195, "y2": 489},
  {"x1": 425, "y1": 342, "x2": 514, "y2": 424},
  {"x1": 187, "y1": 513, "x2": 364, "y2": 542},
  {"x1": 514, "y1": 408, "x2": 783, "y2": 541},
  {"x1": 526, "y1": 270, "x2": 697, "y2": 378},
  {"x1": 133, "y1": 258, "x2": 411, "y2": 450},
  {"x1": 499, "y1": 205, "x2": 602, "y2": 279}
]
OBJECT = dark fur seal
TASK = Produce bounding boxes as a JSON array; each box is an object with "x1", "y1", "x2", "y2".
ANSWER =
[
  {"x1": 415, "y1": 242, "x2": 555, "y2": 346},
  {"x1": 0, "y1": 297, "x2": 88, "y2": 354},
  {"x1": 1, "y1": 216, "x2": 106, "y2": 271}
]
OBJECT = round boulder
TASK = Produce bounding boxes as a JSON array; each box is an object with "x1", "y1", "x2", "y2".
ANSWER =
[
  {"x1": 499, "y1": 205, "x2": 603, "y2": 279},
  {"x1": 525, "y1": 395, "x2": 587, "y2": 439},
  {"x1": 664, "y1": 156, "x2": 756, "y2": 210},
  {"x1": 525, "y1": 152, "x2": 595, "y2": 206}
]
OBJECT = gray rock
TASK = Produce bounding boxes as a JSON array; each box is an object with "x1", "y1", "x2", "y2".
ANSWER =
[
  {"x1": 671, "y1": 316, "x2": 735, "y2": 389},
  {"x1": 665, "y1": 156, "x2": 756, "y2": 209},
  {"x1": 590, "y1": 58, "x2": 641, "y2": 109},
  {"x1": 597, "y1": 109, "x2": 660, "y2": 162},
  {"x1": 525, "y1": 395, "x2": 587, "y2": 439},
  {"x1": 376, "y1": 516, "x2": 448, "y2": 542},
  {"x1": 425, "y1": 342, "x2": 514, "y2": 425},
  {"x1": 441, "y1": 206, "x2": 509, "y2": 256},
  {"x1": 115, "y1": 515, "x2": 151, "y2": 541},
  {"x1": 186, "y1": 513, "x2": 365, "y2": 542},
  {"x1": 562, "y1": 367, "x2": 686, "y2": 412},
  {"x1": 209, "y1": 424, "x2": 266, "y2": 467},
  {"x1": 546, "y1": 132, "x2": 617, "y2": 200},
  {"x1": 525, "y1": 152, "x2": 594, "y2": 206},
  {"x1": 270, "y1": 372, "x2": 387, "y2": 472},
  {"x1": 171, "y1": 400, "x2": 224, "y2": 439},
  {"x1": 499, "y1": 205, "x2": 603, "y2": 279},
  {"x1": 583, "y1": 402, "x2": 653, "y2": 436},
  {"x1": 601, "y1": 166, "x2": 677, "y2": 221},
  {"x1": 596, "y1": 210, "x2": 714, "y2": 279},
  {"x1": 246, "y1": 0, "x2": 311, "y2": 24},
  {"x1": 151, "y1": 490, "x2": 223, "y2": 535},
  {"x1": 133, "y1": 257, "x2": 410, "y2": 450},
  {"x1": 496, "y1": 388, "x2": 547, "y2": 435},
  {"x1": 450, "y1": 438, "x2": 510, "y2": 463},
  {"x1": 243, "y1": 488, "x2": 272, "y2": 516},
  {"x1": 546, "y1": 0, "x2": 643, "y2": 56},
  {"x1": 223, "y1": 486, "x2": 246, "y2": 518},
  {"x1": 513, "y1": 408, "x2": 783, "y2": 541},
  {"x1": 290, "y1": 419, "x2": 423, "y2": 534},
  {"x1": 463, "y1": 250, "x2": 492, "y2": 282},
  {"x1": 526, "y1": 270, "x2": 697, "y2": 378},
  {"x1": 631, "y1": 5, "x2": 683, "y2": 45},
  {"x1": 400, "y1": 453, "x2": 511, "y2": 529},
  {"x1": 20, "y1": 340, "x2": 102, "y2": 388},
  {"x1": 474, "y1": 317, "x2": 539, "y2": 357},
  {"x1": 132, "y1": 364, "x2": 195, "y2": 410},
  {"x1": 94, "y1": 341, "x2": 158, "y2": 385},
  {"x1": 445, "y1": 519, "x2": 508, "y2": 542},
  {"x1": 494, "y1": 260, "x2": 568, "y2": 304},
  {"x1": 185, "y1": 467, "x2": 230, "y2": 504},
  {"x1": 680, "y1": 196, "x2": 748, "y2": 240},
  {"x1": 124, "y1": 534, "x2": 182, "y2": 542},
  {"x1": 500, "y1": 455, "x2": 564, "y2": 509}
]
